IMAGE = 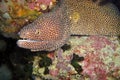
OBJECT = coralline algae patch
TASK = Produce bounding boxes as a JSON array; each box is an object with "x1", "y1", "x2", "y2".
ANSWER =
[
  {"x1": 32, "y1": 36, "x2": 120, "y2": 80},
  {"x1": 0, "y1": 0, "x2": 56, "y2": 38},
  {"x1": 71, "y1": 36, "x2": 120, "y2": 80}
]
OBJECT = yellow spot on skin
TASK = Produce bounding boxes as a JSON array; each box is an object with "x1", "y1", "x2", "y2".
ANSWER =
[{"x1": 69, "y1": 12, "x2": 80, "y2": 23}]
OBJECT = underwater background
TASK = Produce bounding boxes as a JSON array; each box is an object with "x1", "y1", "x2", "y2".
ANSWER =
[{"x1": 0, "y1": 0, "x2": 120, "y2": 80}]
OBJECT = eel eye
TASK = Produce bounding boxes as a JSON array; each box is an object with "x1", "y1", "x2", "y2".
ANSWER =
[{"x1": 35, "y1": 29, "x2": 41, "y2": 35}]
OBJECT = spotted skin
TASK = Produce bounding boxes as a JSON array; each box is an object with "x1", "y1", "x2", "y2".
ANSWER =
[
  {"x1": 17, "y1": 0, "x2": 120, "y2": 51},
  {"x1": 17, "y1": 4, "x2": 70, "y2": 51},
  {"x1": 66, "y1": 0, "x2": 120, "y2": 35}
]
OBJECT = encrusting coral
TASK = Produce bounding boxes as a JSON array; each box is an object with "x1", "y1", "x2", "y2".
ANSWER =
[
  {"x1": 0, "y1": 0, "x2": 56, "y2": 38},
  {"x1": 32, "y1": 36, "x2": 120, "y2": 80}
]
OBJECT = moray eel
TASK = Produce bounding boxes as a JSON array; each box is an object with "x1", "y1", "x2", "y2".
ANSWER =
[{"x1": 17, "y1": 0, "x2": 120, "y2": 51}]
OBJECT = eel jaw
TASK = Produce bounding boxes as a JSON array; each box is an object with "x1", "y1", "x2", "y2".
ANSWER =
[{"x1": 17, "y1": 39, "x2": 51, "y2": 51}]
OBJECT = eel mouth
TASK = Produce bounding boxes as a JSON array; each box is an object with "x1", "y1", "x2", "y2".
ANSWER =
[
  {"x1": 17, "y1": 38, "x2": 41, "y2": 42},
  {"x1": 17, "y1": 37, "x2": 41, "y2": 47},
  {"x1": 18, "y1": 35, "x2": 44, "y2": 42},
  {"x1": 17, "y1": 37, "x2": 50, "y2": 50}
]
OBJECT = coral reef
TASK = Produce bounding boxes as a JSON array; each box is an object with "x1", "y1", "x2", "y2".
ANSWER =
[
  {"x1": 32, "y1": 36, "x2": 120, "y2": 80},
  {"x1": 0, "y1": 0, "x2": 120, "y2": 80},
  {"x1": 0, "y1": 0, "x2": 56, "y2": 38},
  {"x1": 0, "y1": 29, "x2": 120, "y2": 80}
]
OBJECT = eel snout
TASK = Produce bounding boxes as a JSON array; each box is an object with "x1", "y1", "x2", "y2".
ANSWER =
[{"x1": 17, "y1": 18, "x2": 65, "y2": 51}]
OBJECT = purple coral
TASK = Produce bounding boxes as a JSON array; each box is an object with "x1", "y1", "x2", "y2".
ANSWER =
[
  {"x1": 37, "y1": 0, "x2": 53, "y2": 5},
  {"x1": 28, "y1": 0, "x2": 55, "y2": 10},
  {"x1": 87, "y1": 36, "x2": 115, "y2": 50}
]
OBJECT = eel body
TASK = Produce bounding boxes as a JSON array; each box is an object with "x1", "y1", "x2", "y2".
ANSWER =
[{"x1": 17, "y1": 0, "x2": 120, "y2": 51}]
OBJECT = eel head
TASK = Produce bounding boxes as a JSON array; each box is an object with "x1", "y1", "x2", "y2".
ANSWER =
[{"x1": 17, "y1": 6, "x2": 70, "y2": 51}]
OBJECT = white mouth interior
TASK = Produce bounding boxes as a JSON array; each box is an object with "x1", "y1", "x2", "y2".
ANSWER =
[{"x1": 18, "y1": 39, "x2": 39, "y2": 42}]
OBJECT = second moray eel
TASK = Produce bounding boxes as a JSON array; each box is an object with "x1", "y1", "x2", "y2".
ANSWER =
[{"x1": 17, "y1": 0, "x2": 120, "y2": 51}]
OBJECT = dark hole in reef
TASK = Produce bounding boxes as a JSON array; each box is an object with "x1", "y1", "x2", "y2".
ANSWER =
[
  {"x1": 61, "y1": 44, "x2": 71, "y2": 51},
  {"x1": 71, "y1": 54, "x2": 84, "y2": 74},
  {"x1": 39, "y1": 56, "x2": 52, "y2": 67},
  {"x1": 44, "y1": 67, "x2": 49, "y2": 75}
]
